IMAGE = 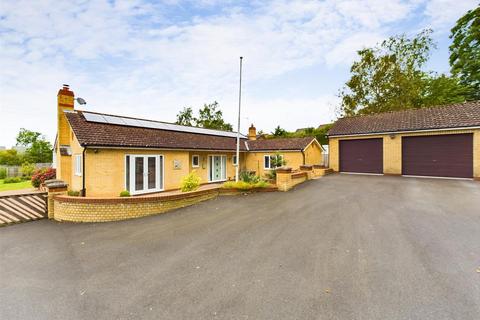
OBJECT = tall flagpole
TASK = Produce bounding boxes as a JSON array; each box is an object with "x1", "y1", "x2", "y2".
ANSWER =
[{"x1": 235, "y1": 57, "x2": 243, "y2": 182}]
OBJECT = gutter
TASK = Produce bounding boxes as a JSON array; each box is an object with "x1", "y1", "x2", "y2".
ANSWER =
[{"x1": 81, "y1": 146, "x2": 87, "y2": 197}]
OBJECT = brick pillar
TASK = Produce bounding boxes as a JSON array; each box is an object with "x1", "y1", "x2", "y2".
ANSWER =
[
  {"x1": 276, "y1": 167, "x2": 292, "y2": 192},
  {"x1": 44, "y1": 180, "x2": 68, "y2": 219},
  {"x1": 299, "y1": 165, "x2": 314, "y2": 179}
]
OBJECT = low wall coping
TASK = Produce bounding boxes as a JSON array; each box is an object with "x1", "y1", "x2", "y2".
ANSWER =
[
  {"x1": 291, "y1": 172, "x2": 307, "y2": 179},
  {"x1": 313, "y1": 164, "x2": 326, "y2": 169},
  {"x1": 275, "y1": 167, "x2": 292, "y2": 173},
  {"x1": 54, "y1": 187, "x2": 220, "y2": 204},
  {"x1": 300, "y1": 165, "x2": 313, "y2": 171}
]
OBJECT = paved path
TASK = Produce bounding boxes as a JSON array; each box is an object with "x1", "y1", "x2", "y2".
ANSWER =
[{"x1": 1, "y1": 175, "x2": 479, "y2": 319}]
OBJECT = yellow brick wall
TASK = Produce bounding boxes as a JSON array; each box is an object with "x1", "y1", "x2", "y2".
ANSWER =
[
  {"x1": 187, "y1": 151, "x2": 246, "y2": 183},
  {"x1": 329, "y1": 129, "x2": 480, "y2": 178},
  {"x1": 70, "y1": 133, "x2": 84, "y2": 192},
  {"x1": 53, "y1": 189, "x2": 219, "y2": 222},
  {"x1": 304, "y1": 141, "x2": 323, "y2": 165},
  {"x1": 245, "y1": 151, "x2": 305, "y2": 178},
  {"x1": 84, "y1": 148, "x2": 190, "y2": 197}
]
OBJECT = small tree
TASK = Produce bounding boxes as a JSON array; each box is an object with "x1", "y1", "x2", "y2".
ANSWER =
[
  {"x1": 16, "y1": 129, "x2": 52, "y2": 163},
  {"x1": 175, "y1": 107, "x2": 195, "y2": 126},
  {"x1": 272, "y1": 126, "x2": 289, "y2": 137},
  {"x1": 175, "y1": 102, "x2": 233, "y2": 131}
]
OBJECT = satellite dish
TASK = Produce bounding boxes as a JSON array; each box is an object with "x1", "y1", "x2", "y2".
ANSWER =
[{"x1": 75, "y1": 97, "x2": 87, "y2": 105}]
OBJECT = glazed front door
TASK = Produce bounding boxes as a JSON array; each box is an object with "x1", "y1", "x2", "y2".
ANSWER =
[{"x1": 208, "y1": 155, "x2": 226, "y2": 182}]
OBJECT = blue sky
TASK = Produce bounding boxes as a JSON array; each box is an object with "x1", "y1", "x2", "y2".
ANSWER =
[{"x1": 0, "y1": 0, "x2": 477, "y2": 147}]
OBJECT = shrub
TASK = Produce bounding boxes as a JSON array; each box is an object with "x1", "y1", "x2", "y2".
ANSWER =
[
  {"x1": 67, "y1": 190, "x2": 80, "y2": 196},
  {"x1": 0, "y1": 168, "x2": 6, "y2": 179},
  {"x1": 181, "y1": 171, "x2": 201, "y2": 192},
  {"x1": 21, "y1": 162, "x2": 35, "y2": 178},
  {"x1": 239, "y1": 171, "x2": 260, "y2": 184},
  {"x1": 119, "y1": 190, "x2": 130, "y2": 197},
  {"x1": 223, "y1": 180, "x2": 270, "y2": 191},
  {"x1": 31, "y1": 168, "x2": 56, "y2": 188},
  {"x1": 4, "y1": 177, "x2": 22, "y2": 184}
]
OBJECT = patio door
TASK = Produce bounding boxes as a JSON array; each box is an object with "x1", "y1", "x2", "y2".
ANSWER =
[
  {"x1": 128, "y1": 155, "x2": 164, "y2": 194},
  {"x1": 208, "y1": 155, "x2": 226, "y2": 182}
]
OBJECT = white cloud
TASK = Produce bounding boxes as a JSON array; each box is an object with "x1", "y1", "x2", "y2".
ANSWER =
[
  {"x1": 423, "y1": 0, "x2": 478, "y2": 32},
  {"x1": 0, "y1": 0, "x2": 474, "y2": 147}
]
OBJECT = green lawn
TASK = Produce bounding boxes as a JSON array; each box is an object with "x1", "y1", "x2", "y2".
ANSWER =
[{"x1": 0, "y1": 179, "x2": 34, "y2": 192}]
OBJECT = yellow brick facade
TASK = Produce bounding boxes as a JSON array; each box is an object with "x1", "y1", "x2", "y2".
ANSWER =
[
  {"x1": 329, "y1": 129, "x2": 480, "y2": 178},
  {"x1": 244, "y1": 142, "x2": 323, "y2": 178}
]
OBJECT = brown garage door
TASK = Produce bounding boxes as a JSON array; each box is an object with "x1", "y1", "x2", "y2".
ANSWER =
[
  {"x1": 340, "y1": 138, "x2": 383, "y2": 174},
  {"x1": 402, "y1": 134, "x2": 473, "y2": 178}
]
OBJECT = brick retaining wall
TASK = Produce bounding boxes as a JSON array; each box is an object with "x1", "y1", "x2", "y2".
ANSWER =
[{"x1": 53, "y1": 188, "x2": 219, "y2": 222}]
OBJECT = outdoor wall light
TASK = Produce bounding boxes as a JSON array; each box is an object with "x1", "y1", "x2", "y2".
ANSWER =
[{"x1": 389, "y1": 133, "x2": 396, "y2": 139}]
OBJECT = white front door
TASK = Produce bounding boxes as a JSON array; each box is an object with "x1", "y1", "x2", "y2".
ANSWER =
[
  {"x1": 129, "y1": 155, "x2": 164, "y2": 194},
  {"x1": 208, "y1": 155, "x2": 226, "y2": 182}
]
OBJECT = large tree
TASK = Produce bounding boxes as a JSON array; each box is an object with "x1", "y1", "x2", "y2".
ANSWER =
[
  {"x1": 16, "y1": 128, "x2": 53, "y2": 163},
  {"x1": 449, "y1": 6, "x2": 480, "y2": 100},
  {"x1": 338, "y1": 30, "x2": 469, "y2": 116},
  {"x1": 175, "y1": 102, "x2": 233, "y2": 131}
]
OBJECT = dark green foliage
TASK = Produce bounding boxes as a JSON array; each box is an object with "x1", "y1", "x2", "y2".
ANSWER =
[
  {"x1": 4, "y1": 177, "x2": 22, "y2": 184},
  {"x1": 0, "y1": 149, "x2": 24, "y2": 165},
  {"x1": 272, "y1": 126, "x2": 288, "y2": 137},
  {"x1": 0, "y1": 168, "x2": 6, "y2": 179},
  {"x1": 68, "y1": 190, "x2": 80, "y2": 196},
  {"x1": 16, "y1": 129, "x2": 53, "y2": 163},
  {"x1": 239, "y1": 171, "x2": 260, "y2": 184},
  {"x1": 175, "y1": 102, "x2": 233, "y2": 131},
  {"x1": 338, "y1": 29, "x2": 470, "y2": 116},
  {"x1": 449, "y1": 6, "x2": 480, "y2": 100}
]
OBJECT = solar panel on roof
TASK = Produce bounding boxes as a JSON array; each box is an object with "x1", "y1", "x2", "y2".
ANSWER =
[
  {"x1": 83, "y1": 113, "x2": 107, "y2": 123},
  {"x1": 82, "y1": 111, "x2": 245, "y2": 138},
  {"x1": 103, "y1": 115, "x2": 127, "y2": 125}
]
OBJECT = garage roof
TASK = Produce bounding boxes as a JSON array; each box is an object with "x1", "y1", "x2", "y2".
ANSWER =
[{"x1": 328, "y1": 101, "x2": 480, "y2": 137}]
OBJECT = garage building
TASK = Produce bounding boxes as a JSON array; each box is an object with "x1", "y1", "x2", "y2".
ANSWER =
[{"x1": 328, "y1": 101, "x2": 480, "y2": 180}]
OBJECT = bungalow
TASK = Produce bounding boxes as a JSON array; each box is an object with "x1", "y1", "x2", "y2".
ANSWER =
[
  {"x1": 328, "y1": 102, "x2": 480, "y2": 179},
  {"x1": 55, "y1": 85, "x2": 323, "y2": 196}
]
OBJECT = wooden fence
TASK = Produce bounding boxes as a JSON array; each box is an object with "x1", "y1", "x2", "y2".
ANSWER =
[
  {"x1": 0, "y1": 192, "x2": 48, "y2": 225},
  {"x1": 0, "y1": 163, "x2": 52, "y2": 178}
]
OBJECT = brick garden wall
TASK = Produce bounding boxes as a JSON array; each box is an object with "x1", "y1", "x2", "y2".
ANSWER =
[{"x1": 53, "y1": 188, "x2": 219, "y2": 222}]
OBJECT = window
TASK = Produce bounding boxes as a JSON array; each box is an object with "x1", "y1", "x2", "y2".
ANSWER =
[
  {"x1": 264, "y1": 155, "x2": 271, "y2": 169},
  {"x1": 125, "y1": 155, "x2": 164, "y2": 195},
  {"x1": 74, "y1": 154, "x2": 82, "y2": 176},
  {"x1": 192, "y1": 155, "x2": 200, "y2": 167},
  {"x1": 264, "y1": 154, "x2": 283, "y2": 170},
  {"x1": 232, "y1": 155, "x2": 238, "y2": 166}
]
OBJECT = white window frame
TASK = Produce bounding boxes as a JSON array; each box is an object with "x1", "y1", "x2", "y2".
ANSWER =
[
  {"x1": 264, "y1": 154, "x2": 283, "y2": 170},
  {"x1": 208, "y1": 155, "x2": 227, "y2": 182},
  {"x1": 192, "y1": 154, "x2": 200, "y2": 168},
  {"x1": 74, "y1": 154, "x2": 82, "y2": 176},
  {"x1": 125, "y1": 154, "x2": 164, "y2": 195}
]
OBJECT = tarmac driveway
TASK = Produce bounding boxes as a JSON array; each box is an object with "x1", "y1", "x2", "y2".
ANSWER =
[{"x1": 1, "y1": 174, "x2": 480, "y2": 320}]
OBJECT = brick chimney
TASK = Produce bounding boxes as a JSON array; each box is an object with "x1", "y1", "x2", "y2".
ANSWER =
[
  {"x1": 56, "y1": 84, "x2": 74, "y2": 185},
  {"x1": 248, "y1": 124, "x2": 257, "y2": 140},
  {"x1": 57, "y1": 84, "x2": 74, "y2": 146}
]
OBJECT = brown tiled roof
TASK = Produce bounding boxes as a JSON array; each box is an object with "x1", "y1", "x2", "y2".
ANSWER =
[
  {"x1": 66, "y1": 111, "x2": 248, "y2": 151},
  {"x1": 247, "y1": 137, "x2": 316, "y2": 151},
  {"x1": 65, "y1": 110, "x2": 319, "y2": 152},
  {"x1": 328, "y1": 101, "x2": 480, "y2": 136}
]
